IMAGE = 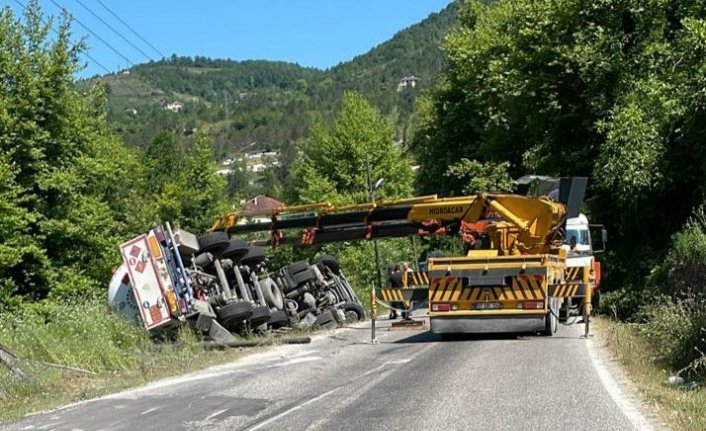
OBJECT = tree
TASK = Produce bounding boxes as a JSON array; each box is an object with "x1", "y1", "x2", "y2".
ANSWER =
[
  {"x1": 412, "y1": 0, "x2": 706, "y2": 291},
  {"x1": 0, "y1": 2, "x2": 148, "y2": 300},
  {"x1": 291, "y1": 92, "x2": 414, "y2": 204},
  {"x1": 145, "y1": 132, "x2": 227, "y2": 232}
]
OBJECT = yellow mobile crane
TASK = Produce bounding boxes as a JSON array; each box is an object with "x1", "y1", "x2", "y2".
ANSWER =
[{"x1": 211, "y1": 178, "x2": 593, "y2": 336}]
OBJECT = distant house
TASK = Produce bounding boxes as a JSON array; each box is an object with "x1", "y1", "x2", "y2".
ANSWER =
[
  {"x1": 247, "y1": 163, "x2": 267, "y2": 173},
  {"x1": 397, "y1": 75, "x2": 421, "y2": 91},
  {"x1": 243, "y1": 195, "x2": 284, "y2": 216},
  {"x1": 163, "y1": 101, "x2": 184, "y2": 112},
  {"x1": 216, "y1": 168, "x2": 234, "y2": 176}
]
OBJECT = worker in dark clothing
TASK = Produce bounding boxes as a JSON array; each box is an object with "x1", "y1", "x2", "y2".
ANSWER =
[{"x1": 388, "y1": 265, "x2": 403, "y2": 319}]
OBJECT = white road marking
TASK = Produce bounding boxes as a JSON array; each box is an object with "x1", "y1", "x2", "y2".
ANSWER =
[
  {"x1": 268, "y1": 355, "x2": 322, "y2": 368},
  {"x1": 36, "y1": 422, "x2": 62, "y2": 430},
  {"x1": 245, "y1": 386, "x2": 344, "y2": 431},
  {"x1": 587, "y1": 336, "x2": 657, "y2": 431},
  {"x1": 385, "y1": 358, "x2": 412, "y2": 365},
  {"x1": 140, "y1": 407, "x2": 158, "y2": 415},
  {"x1": 203, "y1": 409, "x2": 228, "y2": 421}
]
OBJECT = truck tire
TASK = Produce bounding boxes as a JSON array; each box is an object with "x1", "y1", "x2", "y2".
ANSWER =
[
  {"x1": 197, "y1": 231, "x2": 231, "y2": 254},
  {"x1": 221, "y1": 240, "x2": 250, "y2": 260},
  {"x1": 217, "y1": 302, "x2": 253, "y2": 328},
  {"x1": 268, "y1": 310, "x2": 290, "y2": 328},
  {"x1": 315, "y1": 309, "x2": 335, "y2": 327},
  {"x1": 239, "y1": 246, "x2": 266, "y2": 266},
  {"x1": 314, "y1": 254, "x2": 340, "y2": 274},
  {"x1": 260, "y1": 277, "x2": 284, "y2": 310},
  {"x1": 341, "y1": 302, "x2": 366, "y2": 321},
  {"x1": 249, "y1": 305, "x2": 272, "y2": 327},
  {"x1": 542, "y1": 300, "x2": 558, "y2": 336},
  {"x1": 328, "y1": 307, "x2": 344, "y2": 324}
]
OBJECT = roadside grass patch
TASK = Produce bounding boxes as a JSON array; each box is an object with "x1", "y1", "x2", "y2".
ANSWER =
[
  {"x1": 0, "y1": 300, "x2": 249, "y2": 423},
  {"x1": 596, "y1": 317, "x2": 706, "y2": 431}
]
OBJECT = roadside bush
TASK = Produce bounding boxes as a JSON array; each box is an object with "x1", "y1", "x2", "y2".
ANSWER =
[
  {"x1": 639, "y1": 297, "x2": 706, "y2": 376},
  {"x1": 660, "y1": 207, "x2": 706, "y2": 298},
  {"x1": 600, "y1": 288, "x2": 648, "y2": 321},
  {"x1": 0, "y1": 300, "x2": 151, "y2": 372}
]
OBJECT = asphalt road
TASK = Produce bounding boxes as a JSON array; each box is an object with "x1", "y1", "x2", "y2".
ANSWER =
[{"x1": 2, "y1": 315, "x2": 657, "y2": 431}]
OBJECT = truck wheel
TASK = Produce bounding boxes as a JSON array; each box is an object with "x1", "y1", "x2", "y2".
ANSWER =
[
  {"x1": 260, "y1": 277, "x2": 284, "y2": 310},
  {"x1": 268, "y1": 309, "x2": 290, "y2": 328},
  {"x1": 239, "y1": 246, "x2": 266, "y2": 266},
  {"x1": 217, "y1": 302, "x2": 253, "y2": 328},
  {"x1": 249, "y1": 305, "x2": 272, "y2": 327},
  {"x1": 197, "y1": 231, "x2": 231, "y2": 254},
  {"x1": 315, "y1": 309, "x2": 335, "y2": 327},
  {"x1": 341, "y1": 302, "x2": 365, "y2": 321},
  {"x1": 542, "y1": 300, "x2": 558, "y2": 336},
  {"x1": 314, "y1": 254, "x2": 340, "y2": 274},
  {"x1": 221, "y1": 239, "x2": 249, "y2": 260}
]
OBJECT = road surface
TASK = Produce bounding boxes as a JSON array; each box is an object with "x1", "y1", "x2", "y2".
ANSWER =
[{"x1": 2, "y1": 316, "x2": 657, "y2": 431}]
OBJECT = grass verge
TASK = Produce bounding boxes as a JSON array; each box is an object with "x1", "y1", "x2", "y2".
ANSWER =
[
  {"x1": 595, "y1": 316, "x2": 706, "y2": 431},
  {"x1": 0, "y1": 300, "x2": 268, "y2": 424}
]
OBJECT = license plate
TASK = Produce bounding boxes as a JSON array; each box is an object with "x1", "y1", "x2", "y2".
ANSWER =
[{"x1": 474, "y1": 302, "x2": 501, "y2": 310}]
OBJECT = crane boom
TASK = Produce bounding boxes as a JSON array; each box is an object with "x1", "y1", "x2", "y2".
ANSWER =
[{"x1": 211, "y1": 193, "x2": 566, "y2": 256}]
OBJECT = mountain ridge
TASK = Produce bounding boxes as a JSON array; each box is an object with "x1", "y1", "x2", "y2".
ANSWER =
[{"x1": 99, "y1": 2, "x2": 458, "y2": 155}]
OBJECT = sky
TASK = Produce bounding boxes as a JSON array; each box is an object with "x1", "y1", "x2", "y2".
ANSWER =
[{"x1": 8, "y1": 0, "x2": 452, "y2": 77}]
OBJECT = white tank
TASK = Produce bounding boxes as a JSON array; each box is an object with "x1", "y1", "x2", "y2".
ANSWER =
[{"x1": 107, "y1": 264, "x2": 141, "y2": 325}]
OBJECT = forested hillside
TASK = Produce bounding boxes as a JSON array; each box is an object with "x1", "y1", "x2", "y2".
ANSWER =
[{"x1": 99, "y1": 2, "x2": 458, "y2": 155}]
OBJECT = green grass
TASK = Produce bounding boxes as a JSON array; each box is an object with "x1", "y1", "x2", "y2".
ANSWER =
[
  {"x1": 596, "y1": 317, "x2": 706, "y2": 431},
  {"x1": 0, "y1": 301, "x2": 251, "y2": 423}
]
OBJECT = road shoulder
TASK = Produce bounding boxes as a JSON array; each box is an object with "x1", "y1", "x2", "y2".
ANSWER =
[{"x1": 591, "y1": 318, "x2": 669, "y2": 430}]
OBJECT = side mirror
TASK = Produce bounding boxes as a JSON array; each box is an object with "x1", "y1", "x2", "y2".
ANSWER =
[{"x1": 601, "y1": 228, "x2": 608, "y2": 244}]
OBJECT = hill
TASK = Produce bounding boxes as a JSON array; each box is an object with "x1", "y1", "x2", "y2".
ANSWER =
[{"x1": 97, "y1": 2, "x2": 458, "y2": 157}]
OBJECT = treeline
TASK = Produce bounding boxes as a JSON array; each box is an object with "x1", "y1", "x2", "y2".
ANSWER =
[
  {"x1": 412, "y1": 0, "x2": 706, "y2": 373},
  {"x1": 0, "y1": 4, "x2": 225, "y2": 310}
]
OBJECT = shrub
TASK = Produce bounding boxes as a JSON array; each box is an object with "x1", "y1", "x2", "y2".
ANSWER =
[
  {"x1": 639, "y1": 297, "x2": 706, "y2": 376},
  {"x1": 0, "y1": 300, "x2": 151, "y2": 372},
  {"x1": 661, "y1": 207, "x2": 706, "y2": 298}
]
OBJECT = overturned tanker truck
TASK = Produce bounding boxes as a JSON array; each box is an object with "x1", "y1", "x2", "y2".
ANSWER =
[{"x1": 108, "y1": 224, "x2": 365, "y2": 339}]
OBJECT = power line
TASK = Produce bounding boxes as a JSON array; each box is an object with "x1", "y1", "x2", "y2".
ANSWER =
[
  {"x1": 94, "y1": 0, "x2": 166, "y2": 59},
  {"x1": 12, "y1": 0, "x2": 144, "y2": 97},
  {"x1": 12, "y1": 0, "x2": 112, "y2": 75},
  {"x1": 48, "y1": 0, "x2": 135, "y2": 67},
  {"x1": 72, "y1": 0, "x2": 155, "y2": 62}
]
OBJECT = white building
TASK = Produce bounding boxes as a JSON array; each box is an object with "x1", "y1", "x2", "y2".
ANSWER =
[
  {"x1": 163, "y1": 101, "x2": 184, "y2": 112},
  {"x1": 397, "y1": 75, "x2": 421, "y2": 91},
  {"x1": 216, "y1": 168, "x2": 234, "y2": 176}
]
